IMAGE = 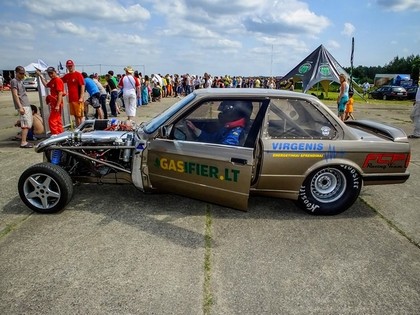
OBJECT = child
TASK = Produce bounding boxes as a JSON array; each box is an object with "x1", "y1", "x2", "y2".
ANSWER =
[
  {"x1": 14, "y1": 105, "x2": 45, "y2": 140},
  {"x1": 345, "y1": 91, "x2": 355, "y2": 120}
]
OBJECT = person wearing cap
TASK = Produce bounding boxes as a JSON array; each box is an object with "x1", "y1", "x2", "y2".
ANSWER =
[
  {"x1": 62, "y1": 60, "x2": 85, "y2": 127},
  {"x1": 36, "y1": 66, "x2": 65, "y2": 134},
  {"x1": 10, "y1": 65, "x2": 33, "y2": 148},
  {"x1": 118, "y1": 66, "x2": 140, "y2": 121}
]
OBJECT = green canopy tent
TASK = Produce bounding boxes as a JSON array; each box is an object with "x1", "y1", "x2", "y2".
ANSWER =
[{"x1": 282, "y1": 44, "x2": 362, "y2": 98}]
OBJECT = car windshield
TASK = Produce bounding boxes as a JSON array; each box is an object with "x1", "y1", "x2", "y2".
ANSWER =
[{"x1": 143, "y1": 93, "x2": 196, "y2": 133}]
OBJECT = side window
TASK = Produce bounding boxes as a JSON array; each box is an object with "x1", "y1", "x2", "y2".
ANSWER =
[
  {"x1": 172, "y1": 100, "x2": 259, "y2": 146},
  {"x1": 267, "y1": 98, "x2": 337, "y2": 139},
  {"x1": 172, "y1": 101, "x2": 222, "y2": 142}
]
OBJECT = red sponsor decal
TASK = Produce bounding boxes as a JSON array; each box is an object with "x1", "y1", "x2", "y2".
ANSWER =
[{"x1": 363, "y1": 153, "x2": 408, "y2": 168}]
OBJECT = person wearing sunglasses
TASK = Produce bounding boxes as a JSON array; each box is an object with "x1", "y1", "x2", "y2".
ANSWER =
[{"x1": 10, "y1": 66, "x2": 33, "y2": 148}]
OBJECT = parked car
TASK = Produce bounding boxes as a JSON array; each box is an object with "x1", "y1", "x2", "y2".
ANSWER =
[
  {"x1": 18, "y1": 89, "x2": 411, "y2": 216},
  {"x1": 369, "y1": 85, "x2": 407, "y2": 100},
  {"x1": 406, "y1": 86, "x2": 418, "y2": 100},
  {"x1": 22, "y1": 77, "x2": 38, "y2": 91}
]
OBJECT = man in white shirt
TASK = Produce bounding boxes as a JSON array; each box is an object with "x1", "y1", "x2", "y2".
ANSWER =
[{"x1": 362, "y1": 82, "x2": 370, "y2": 97}]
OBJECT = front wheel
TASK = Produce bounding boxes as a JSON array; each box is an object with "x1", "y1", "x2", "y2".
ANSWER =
[
  {"x1": 296, "y1": 165, "x2": 362, "y2": 215},
  {"x1": 18, "y1": 162, "x2": 74, "y2": 214}
]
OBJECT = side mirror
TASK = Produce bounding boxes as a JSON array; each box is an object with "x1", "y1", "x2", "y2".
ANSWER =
[{"x1": 159, "y1": 125, "x2": 173, "y2": 138}]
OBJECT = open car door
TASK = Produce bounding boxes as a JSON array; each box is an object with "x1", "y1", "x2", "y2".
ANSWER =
[{"x1": 145, "y1": 140, "x2": 254, "y2": 210}]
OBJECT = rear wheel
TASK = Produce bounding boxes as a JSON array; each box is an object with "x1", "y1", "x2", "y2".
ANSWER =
[
  {"x1": 296, "y1": 165, "x2": 361, "y2": 215},
  {"x1": 18, "y1": 162, "x2": 74, "y2": 213}
]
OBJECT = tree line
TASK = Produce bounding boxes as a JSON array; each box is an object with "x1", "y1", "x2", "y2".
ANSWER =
[{"x1": 344, "y1": 54, "x2": 420, "y2": 84}]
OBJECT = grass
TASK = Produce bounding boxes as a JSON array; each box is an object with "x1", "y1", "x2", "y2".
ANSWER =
[{"x1": 295, "y1": 88, "x2": 414, "y2": 106}]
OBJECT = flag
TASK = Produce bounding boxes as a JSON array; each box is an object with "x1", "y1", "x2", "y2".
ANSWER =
[
  {"x1": 59, "y1": 61, "x2": 64, "y2": 70},
  {"x1": 350, "y1": 37, "x2": 355, "y2": 89},
  {"x1": 38, "y1": 59, "x2": 48, "y2": 70}
]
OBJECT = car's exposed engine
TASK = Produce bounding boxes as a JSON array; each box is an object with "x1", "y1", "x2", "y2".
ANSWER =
[{"x1": 38, "y1": 120, "x2": 141, "y2": 184}]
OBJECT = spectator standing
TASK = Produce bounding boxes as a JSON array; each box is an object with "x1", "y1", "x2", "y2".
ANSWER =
[
  {"x1": 105, "y1": 73, "x2": 118, "y2": 116},
  {"x1": 141, "y1": 75, "x2": 149, "y2": 105},
  {"x1": 118, "y1": 66, "x2": 140, "y2": 121},
  {"x1": 62, "y1": 60, "x2": 85, "y2": 127},
  {"x1": 11, "y1": 66, "x2": 33, "y2": 148},
  {"x1": 91, "y1": 74, "x2": 108, "y2": 118},
  {"x1": 134, "y1": 71, "x2": 142, "y2": 107},
  {"x1": 337, "y1": 74, "x2": 349, "y2": 121},
  {"x1": 165, "y1": 74, "x2": 173, "y2": 97},
  {"x1": 108, "y1": 70, "x2": 118, "y2": 86},
  {"x1": 344, "y1": 90, "x2": 355, "y2": 120},
  {"x1": 174, "y1": 74, "x2": 181, "y2": 97},
  {"x1": 0, "y1": 74, "x2": 4, "y2": 92},
  {"x1": 362, "y1": 81, "x2": 370, "y2": 97},
  {"x1": 408, "y1": 86, "x2": 420, "y2": 138},
  {"x1": 36, "y1": 66, "x2": 64, "y2": 134},
  {"x1": 82, "y1": 72, "x2": 104, "y2": 119},
  {"x1": 185, "y1": 74, "x2": 193, "y2": 95},
  {"x1": 161, "y1": 74, "x2": 167, "y2": 98},
  {"x1": 151, "y1": 82, "x2": 162, "y2": 102},
  {"x1": 289, "y1": 79, "x2": 295, "y2": 91}
]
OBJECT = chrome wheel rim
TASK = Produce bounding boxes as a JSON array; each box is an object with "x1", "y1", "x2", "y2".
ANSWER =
[{"x1": 22, "y1": 173, "x2": 61, "y2": 210}]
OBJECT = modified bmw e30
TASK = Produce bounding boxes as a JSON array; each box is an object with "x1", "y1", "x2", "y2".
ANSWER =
[{"x1": 18, "y1": 89, "x2": 411, "y2": 215}]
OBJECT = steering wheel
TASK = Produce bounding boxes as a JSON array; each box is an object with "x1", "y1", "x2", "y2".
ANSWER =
[{"x1": 175, "y1": 119, "x2": 195, "y2": 141}]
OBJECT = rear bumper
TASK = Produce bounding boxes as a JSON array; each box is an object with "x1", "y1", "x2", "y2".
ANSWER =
[{"x1": 363, "y1": 173, "x2": 410, "y2": 185}]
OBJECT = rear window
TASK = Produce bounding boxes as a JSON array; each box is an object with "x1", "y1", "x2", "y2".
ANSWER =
[{"x1": 392, "y1": 87, "x2": 406, "y2": 92}]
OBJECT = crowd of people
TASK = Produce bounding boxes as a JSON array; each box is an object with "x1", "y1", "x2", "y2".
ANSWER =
[{"x1": 9, "y1": 60, "x2": 420, "y2": 148}]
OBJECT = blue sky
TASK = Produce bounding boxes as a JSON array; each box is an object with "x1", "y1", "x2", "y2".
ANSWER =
[{"x1": 0, "y1": 0, "x2": 419, "y2": 77}]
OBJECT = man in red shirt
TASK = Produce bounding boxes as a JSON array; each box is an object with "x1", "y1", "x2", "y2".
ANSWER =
[
  {"x1": 36, "y1": 66, "x2": 64, "y2": 134},
  {"x1": 62, "y1": 60, "x2": 85, "y2": 127}
]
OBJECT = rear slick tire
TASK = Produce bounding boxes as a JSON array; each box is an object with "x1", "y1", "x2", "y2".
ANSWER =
[{"x1": 297, "y1": 164, "x2": 362, "y2": 215}]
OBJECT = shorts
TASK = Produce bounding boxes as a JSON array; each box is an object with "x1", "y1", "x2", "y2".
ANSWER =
[
  {"x1": 338, "y1": 97, "x2": 348, "y2": 112},
  {"x1": 87, "y1": 93, "x2": 101, "y2": 109},
  {"x1": 20, "y1": 106, "x2": 33, "y2": 129},
  {"x1": 69, "y1": 101, "x2": 85, "y2": 118}
]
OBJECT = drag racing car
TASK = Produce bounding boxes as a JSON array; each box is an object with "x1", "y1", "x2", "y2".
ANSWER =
[{"x1": 18, "y1": 89, "x2": 411, "y2": 215}]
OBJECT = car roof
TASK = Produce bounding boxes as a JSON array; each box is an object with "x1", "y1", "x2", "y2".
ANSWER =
[{"x1": 192, "y1": 87, "x2": 319, "y2": 101}]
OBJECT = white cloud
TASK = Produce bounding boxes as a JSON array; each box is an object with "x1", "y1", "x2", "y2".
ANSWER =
[
  {"x1": 341, "y1": 23, "x2": 356, "y2": 37},
  {"x1": 55, "y1": 21, "x2": 86, "y2": 36},
  {"x1": 0, "y1": 21, "x2": 34, "y2": 38},
  {"x1": 376, "y1": 0, "x2": 420, "y2": 11},
  {"x1": 327, "y1": 40, "x2": 341, "y2": 50},
  {"x1": 192, "y1": 38, "x2": 242, "y2": 50},
  {"x1": 22, "y1": 0, "x2": 150, "y2": 23}
]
